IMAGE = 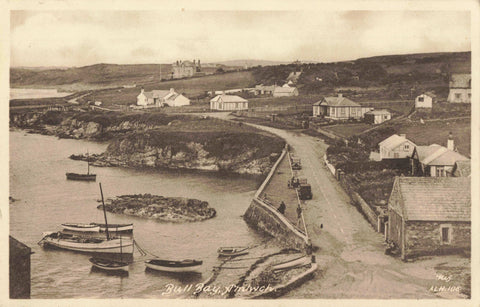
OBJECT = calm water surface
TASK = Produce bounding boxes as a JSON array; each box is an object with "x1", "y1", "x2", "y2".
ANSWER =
[{"x1": 9, "y1": 131, "x2": 266, "y2": 298}]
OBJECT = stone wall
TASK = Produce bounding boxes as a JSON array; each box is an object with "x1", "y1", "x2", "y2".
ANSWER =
[
  {"x1": 404, "y1": 221, "x2": 470, "y2": 259},
  {"x1": 244, "y1": 148, "x2": 310, "y2": 251},
  {"x1": 244, "y1": 199, "x2": 309, "y2": 250}
]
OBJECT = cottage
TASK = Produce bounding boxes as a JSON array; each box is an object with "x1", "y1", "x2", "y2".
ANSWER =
[
  {"x1": 447, "y1": 74, "x2": 471, "y2": 103},
  {"x1": 273, "y1": 86, "x2": 299, "y2": 97},
  {"x1": 386, "y1": 177, "x2": 470, "y2": 260},
  {"x1": 313, "y1": 94, "x2": 371, "y2": 120},
  {"x1": 410, "y1": 144, "x2": 469, "y2": 177},
  {"x1": 10, "y1": 236, "x2": 32, "y2": 298},
  {"x1": 136, "y1": 88, "x2": 190, "y2": 107},
  {"x1": 415, "y1": 93, "x2": 434, "y2": 109},
  {"x1": 378, "y1": 134, "x2": 416, "y2": 160},
  {"x1": 364, "y1": 109, "x2": 391, "y2": 124},
  {"x1": 210, "y1": 94, "x2": 248, "y2": 111}
]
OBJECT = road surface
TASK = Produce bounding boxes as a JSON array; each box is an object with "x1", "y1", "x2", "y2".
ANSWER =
[{"x1": 205, "y1": 112, "x2": 468, "y2": 299}]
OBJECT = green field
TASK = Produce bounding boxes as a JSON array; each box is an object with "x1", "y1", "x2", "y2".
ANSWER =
[{"x1": 322, "y1": 123, "x2": 372, "y2": 138}]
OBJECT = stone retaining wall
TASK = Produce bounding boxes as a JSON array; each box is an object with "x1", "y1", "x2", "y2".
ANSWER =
[{"x1": 244, "y1": 147, "x2": 310, "y2": 251}]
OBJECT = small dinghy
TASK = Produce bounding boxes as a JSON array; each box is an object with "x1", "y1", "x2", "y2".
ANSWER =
[
  {"x1": 217, "y1": 246, "x2": 249, "y2": 257},
  {"x1": 89, "y1": 257, "x2": 129, "y2": 272},
  {"x1": 145, "y1": 259, "x2": 203, "y2": 273},
  {"x1": 62, "y1": 223, "x2": 100, "y2": 232}
]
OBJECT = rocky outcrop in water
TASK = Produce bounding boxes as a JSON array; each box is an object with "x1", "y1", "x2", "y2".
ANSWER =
[{"x1": 99, "y1": 194, "x2": 216, "y2": 223}]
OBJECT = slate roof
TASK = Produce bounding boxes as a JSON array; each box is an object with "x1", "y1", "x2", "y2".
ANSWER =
[
  {"x1": 379, "y1": 134, "x2": 415, "y2": 150},
  {"x1": 449, "y1": 74, "x2": 471, "y2": 88},
  {"x1": 319, "y1": 96, "x2": 361, "y2": 107},
  {"x1": 210, "y1": 94, "x2": 247, "y2": 103},
  {"x1": 390, "y1": 177, "x2": 470, "y2": 222},
  {"x1": 415, "y1": 144, "x2": 469, "y2": 166},
  {"x1": 9, "y1": 236, "x2": 32, "y2": 258}
]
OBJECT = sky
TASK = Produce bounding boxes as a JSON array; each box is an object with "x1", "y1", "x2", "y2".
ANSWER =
[{"x1": 10, "y1": 10, "x2": 471, "y2": 67}]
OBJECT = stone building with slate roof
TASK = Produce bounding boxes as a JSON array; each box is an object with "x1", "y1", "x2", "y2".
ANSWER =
[
  {"x1": 410, "y1": 144, "x2": 469, "y2": 177},
  {"x1": 10, "y1": 236, "x2": 32, "y2": 299},
  {"x1": 386, "y1": 177, "x2": 470, "y2": 260}
]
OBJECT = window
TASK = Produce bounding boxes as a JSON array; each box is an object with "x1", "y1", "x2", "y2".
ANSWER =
[
  {"x1": 340, "y1": 108, "x2": 346, "y2": 115},
  {"x1": 404, "y1": 144, "x2": 410, "y2": 151},
  {"x1": 441, "y1": 225, "x2": 452, "y2": 244},
  {"x1": 468, "y1": 93, "x2": 471, "y2": 98},
  {"x1": 418, "y1": 97, "x2": 424, "y2": 102},
  {"x1": 455, "y1": 93, "x2": 461, "y2": 99},
  {"x1": 436, "y1": 167, "x2": 445, "y2": 177},
  {"x1": 394, "y1": 152, "x2": 400, "y2": 158}
]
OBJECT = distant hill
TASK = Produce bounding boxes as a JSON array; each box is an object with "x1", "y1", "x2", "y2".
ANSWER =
[{"x1": 212, "y1": 59, "x2": 294, "y2": 67}]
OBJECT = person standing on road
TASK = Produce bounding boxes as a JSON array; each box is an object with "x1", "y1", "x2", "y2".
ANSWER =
[{"x1": 296, "y1": 203, "x2": 302, "y2": 226}]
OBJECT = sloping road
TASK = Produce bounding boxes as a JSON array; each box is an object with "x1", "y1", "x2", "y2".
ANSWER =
[{"x1": 203, "y1": 112, "x2": 463, "y2": 299}]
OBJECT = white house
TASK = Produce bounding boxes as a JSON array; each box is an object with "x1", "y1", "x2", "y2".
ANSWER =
[
  {"x1": 447, "y1": 74, "x2": 471, "y2": 103},
  {"x1": 136, "y1": 88, "x2": 190, "y2": 107},
  {"x1": 313, "y1": 94, "x2": 372, "y2": 120},
  {"x1": 379, "y1": 134, "x2": 416, "y2": 160},
  {"x1": 415, "y1": 93, "x2": 434, "y2": 109},
  {"x1": 210, "y1": 94, "x2": 248, "y2": 111}
]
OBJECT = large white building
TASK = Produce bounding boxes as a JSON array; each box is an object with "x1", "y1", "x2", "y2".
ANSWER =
[{"x1": 210, "y1": 94, "x2": 248, "y2": 111}]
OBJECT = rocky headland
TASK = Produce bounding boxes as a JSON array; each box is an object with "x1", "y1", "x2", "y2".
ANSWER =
[
  {"x1": 99, "y1": 194, "x2": 216, "y2": 223},
  {"x1": 11, "y1": 110, "x2": 284, "y2": 175}
]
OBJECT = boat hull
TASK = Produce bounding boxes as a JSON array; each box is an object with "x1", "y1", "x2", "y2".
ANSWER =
[
  {"x1": 66, "y1": 173, "x2": 97, "y2": 181},
  {"x1": 42, "y1": 236, "x2": 134, "y2": 254},
  {"x1": 145, "y1": 260, "x2": 202, "y2": 273},
  {"x1": 217, "y1": 247, "x2": 249, "y2": 257},
  {"x1": 89, "y1": 258, "x2": 129, "y2": 272},
  {"x1": 62, "y1": 223, "x2": 100, "y2": 232}
]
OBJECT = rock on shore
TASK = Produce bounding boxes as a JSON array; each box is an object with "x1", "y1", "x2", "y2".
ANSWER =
[{"x1": 99, "y1": 194, "x2": 216, "y2": 222}]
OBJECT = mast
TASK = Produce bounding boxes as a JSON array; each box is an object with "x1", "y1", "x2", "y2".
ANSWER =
[
  {"x1": 99, "y1": 183, "x2": 110, "y2": 240},
  {"x1": 87, "y1": 150, "x2": 90, "y2": 175}
]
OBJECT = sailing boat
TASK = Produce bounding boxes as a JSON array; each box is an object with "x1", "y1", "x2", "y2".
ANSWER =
[
  {"x1": 39, "y1": 184, "x2": 134, "y2": 255},
  {"x1": 89, "y1": 183, "x2": 130, "y2": 272},
  {"x1": 66, "y1": 151, "x2": 96, "y2": 181}
]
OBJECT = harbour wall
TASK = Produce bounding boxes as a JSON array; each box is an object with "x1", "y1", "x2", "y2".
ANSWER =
[{"x1": 243, "y1": 148, "x2": 311, "y2": 251}]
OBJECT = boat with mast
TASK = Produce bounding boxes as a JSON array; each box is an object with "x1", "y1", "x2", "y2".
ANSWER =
[
  {"x1": 39, "y1": 183, "x2": 134, "y2": 255},
  {"x1": 89, "y1": 183, "x2": 130, "y2": 272},
  {"x1": 66, "y1": 151, "x2": 96, "y2": 181}
]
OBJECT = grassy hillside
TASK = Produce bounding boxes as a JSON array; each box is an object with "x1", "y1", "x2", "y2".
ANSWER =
[
  {"x1": 78, "y1": 71, "x2": 256, "y2": 105},
  {"x1": 251, "y1": 51, "x2": 471, "y2": 100}
]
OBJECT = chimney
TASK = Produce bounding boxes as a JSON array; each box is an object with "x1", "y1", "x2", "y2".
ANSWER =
[
  {"x1": 338, "y1": 93, "x2": 343, "y2": 98},
  {"x1": 447, "y1": 132, "x2": 454, "y2": 151},
  {"x1": 193, "y1": 60, "x2": 196, "y2": 66},
  {"x1": 141, "y1": 88, "x2": 144, "y2": 94},
  {"x1": 198, "y1": 59, "x2": 201, "y2": 66},
  {"x1": 399, "y1": 134, "x2": 406, "y2": 139}
]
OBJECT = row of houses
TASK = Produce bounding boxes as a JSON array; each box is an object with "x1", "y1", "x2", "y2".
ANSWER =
[
  {"x1": 373, "y1": 131, "x2": 471, "y2": 260},
  {"x1": 377, "y1": 133, "x2": 470, "y2": 177},
  {"x1": 136, "y1": 88, "x2": 191, "y2": 108}
]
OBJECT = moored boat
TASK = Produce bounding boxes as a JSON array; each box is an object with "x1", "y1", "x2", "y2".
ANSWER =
[
  {"x1": 65, "y1": 172, "x2": 97, "y2": 181},
  {"x1": 66, "y1": 152, "x2": 96, "y2": 181},
  {"x1": 62, "y1": 223, "x2": 100, "y2": 232},
  {"x1": 39, "y1": 231, "x2": 134, "y2": 254},
  {"x1": 217, "y1": 246, "x2": 249, "y2": 257},
  {"x1": 89, "y1": 257, "x2": 129, "y2": 272},
  {"x1": 92, "y1": 223, "x2": 134, "y2": 233},
  {"x1": 145, "y1": 259, "x2": 203, "y2": 273}
]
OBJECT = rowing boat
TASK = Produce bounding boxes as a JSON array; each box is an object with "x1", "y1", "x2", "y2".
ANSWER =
[
  {"x1": 62, "y1": 223, "x2": 100, "y2": 232},
  {"x1": 145, "y1": 259, "x2": 203, "y2": 273},
  {"x1": 217, "y1": 246, "x2": 249, "y2": 257}
]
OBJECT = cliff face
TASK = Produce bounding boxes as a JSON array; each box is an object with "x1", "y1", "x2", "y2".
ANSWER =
[
  {"x1": 11, "y1": 111, "x2": 285, "y2": 175},
  {"x1": 98, "y1": 131, "x2": 282, "y2": 175}
]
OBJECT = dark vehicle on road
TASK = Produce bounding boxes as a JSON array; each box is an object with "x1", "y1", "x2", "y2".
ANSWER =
[{"x1": 298, "y1": 183, "x2": 312, "y2": 200}]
